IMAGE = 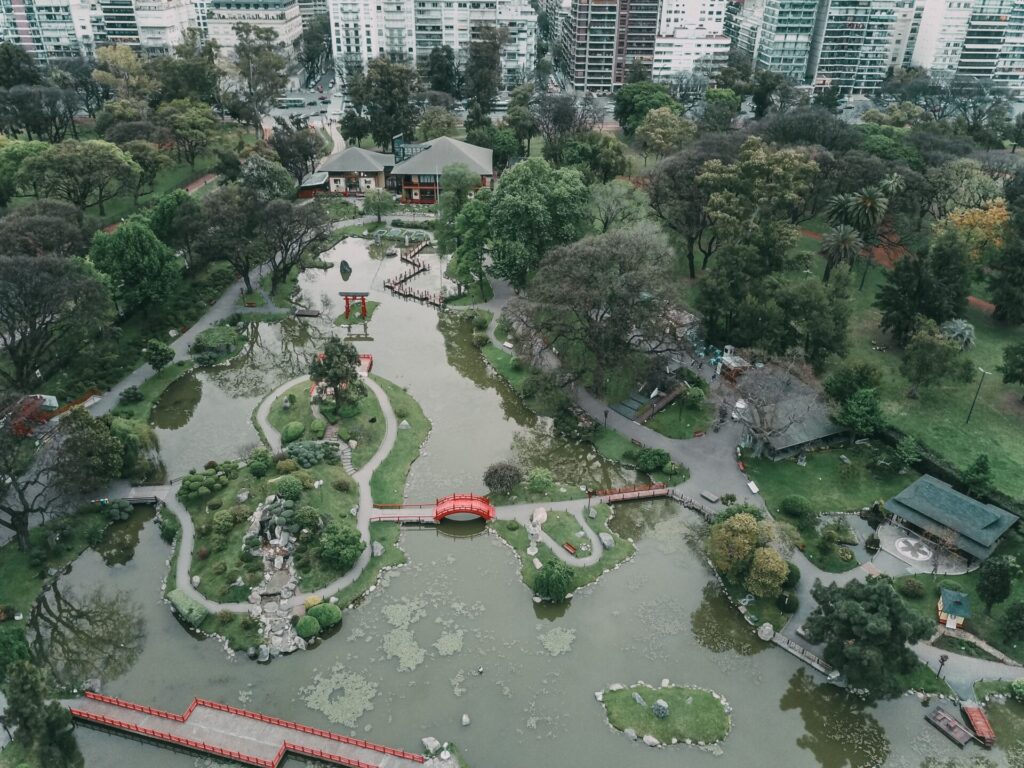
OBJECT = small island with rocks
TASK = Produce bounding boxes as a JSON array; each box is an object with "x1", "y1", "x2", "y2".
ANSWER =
[{"x1": 597, "y1": 680, "x2": 732, "y2": 748}]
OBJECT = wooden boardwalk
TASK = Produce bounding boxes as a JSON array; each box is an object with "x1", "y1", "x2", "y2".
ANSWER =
[
  {"x1": 68, "y1": 692, "x2": 425, "y2": 768},
  {"x1": 596, "y1": 483, "x2": 670, "y2": 504}
]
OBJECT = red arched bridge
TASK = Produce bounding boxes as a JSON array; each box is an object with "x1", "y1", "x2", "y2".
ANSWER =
[
  {"x1": 67, "y1": 691, "x2": 425, "y2": 768},
  {"x1": 371, "y1": 493, "x2": 496, "y2": 524}
]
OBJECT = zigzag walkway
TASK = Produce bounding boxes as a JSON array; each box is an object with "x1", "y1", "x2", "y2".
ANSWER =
[{"x1": 68, "y1": 692, "x2": 426, "y2": 768}]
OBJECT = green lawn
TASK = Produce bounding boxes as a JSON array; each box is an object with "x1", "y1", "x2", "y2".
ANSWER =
[
  {"x1": 646, "y1": 400, "x2": 715, "y2": 439},
  {"x1": 268, "y1": 380, "x2": 317, "y2": 440},
  {"x1": 110, "y1": 360, "x2": 194, "y2": 421},
  {"x1": 492, "y1": 503, "x2": 635, "y2": 594},
  {"x1": 341, "y1": 387, "x2": 385, "y2": 469},
  {"x1": 932, "y1": 632, "x2": 1000, "y2": 662},
  {"x1": 200, "y1": 610, "x2": 262, "y2": 651},
  {"x1": 541, "y1": 510, "x2": 588, "y2": 557},
  {"x1": 718, "y1": 573, "x2": 789, "y2": 631},
  {"x1": 602, "y1": 684, "x2": 731, "y2": 744},
  {"x1": 335, "y1": 300, "x2": 379, "y2": 325},
  {"x1": 746, "y1": 446, "x2": 917, "y2": 514},
  {"x1": 369, "y1": 376, "x2": 431, "y2": 505},
  {"x1": 892, "y1": 661, "x2": 953, "y2": 696},
  {"x1": 894, "y1": 527, "x2": 1024, "y2": 665}
]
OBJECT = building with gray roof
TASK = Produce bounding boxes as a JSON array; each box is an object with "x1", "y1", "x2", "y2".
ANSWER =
[{"x1": 389, "y1": 137, "x2": 493, "y2": 204}]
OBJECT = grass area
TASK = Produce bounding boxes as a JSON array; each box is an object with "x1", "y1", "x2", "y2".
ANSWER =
[
  {"x1": 447, "y1": 279, "x2": 494, "y2": 306},
  {"x1": 109, "y1": 360, "x2": 194, "y2": 421},
  {"x1": 646, "y1": 400, "x2": 715, "y2": 439},
  {"x1": 488, "y1": 482, "x2": 587, "y2": 507},
  {"x1": 892, "y1": 661, "x2": 953, "y2": 696},
  {"x1": 894, "y1": 527, "x2": 1024, "y2": 664},
  {"x1": 370, "y1": 376, "x2": 431, "y2": 505},
  {"x1": 332, "y1": 522, "x2": 406, "y2": 607},
  {"x1": 481, "y1": 343, "x2": 530, "y2": 392},
  {"x1": 589, "y1": 426, "x2": 686, "y2": 485},
  {"x1": 492, "y1": 503, "x2": 635, "y2": 593},
  {"x1": 335, "y1": 300, "x2": 379, "y2": 325},
  {"x1": 975, "y1": 679, "x2": 1014, "y2": 698},
  {"x1": 746, "y1": 446, "x2": 918, "y2": 514},
  {"x1": 933, "y1": 632, "x2": 1000, "y2": 662},
  {"x1": 267, "y1": 380, "x2": 317, "y2": 439},
  {"x1": 0, "y1": 741, "x2": 37, "y2": 768},
  {"x1": 541, "y1": 510, "x2": 588, "y2": 556},
  {"x1": 200, "y1": 610, "x2": 262, "y2": 651},
  {"x1": 602, "y1": 684, "x2": 731, "y2": 744},
  {"x1": 320, "y1": 197, "x2": 362, "y2": 220},
  {"x1": 719, "y1": 574, "x2": 789, "y2": 630}
]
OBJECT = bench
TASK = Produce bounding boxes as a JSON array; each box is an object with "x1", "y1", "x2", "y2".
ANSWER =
[{"x1": 562, "y1": 542, "x2": 577, "y2": 555}]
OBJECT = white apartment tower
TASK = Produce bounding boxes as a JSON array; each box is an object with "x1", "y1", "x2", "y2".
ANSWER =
[
  {"x1": 0, "y1": 0, "x2": 99, "y2": 62},
  {"x1": 808, "y1": 0, "x2": 908, "y2": 94},
  {"x1": 652, "y1": 0, "x2": 731, "y2": 83},
  {"x1": 205, "y1": 0, "x2": 303, "y2": 49}
]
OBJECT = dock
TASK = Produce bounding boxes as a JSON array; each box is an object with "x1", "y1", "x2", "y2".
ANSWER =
[
  {"x1": 925, "y1": 706, "x2": 975, "y2": 747},
  {"x1": 68, "y1": 692, "x2": 426, "y2": 768}
]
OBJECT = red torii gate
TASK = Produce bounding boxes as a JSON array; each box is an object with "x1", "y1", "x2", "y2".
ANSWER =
[{"x1": 339, "y1": 291, "x2": 369, "y2": 319}]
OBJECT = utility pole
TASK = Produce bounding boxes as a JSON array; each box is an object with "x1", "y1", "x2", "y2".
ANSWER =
[{"x1": 965, "y1": 368, "x2": 989, "y2": 425}]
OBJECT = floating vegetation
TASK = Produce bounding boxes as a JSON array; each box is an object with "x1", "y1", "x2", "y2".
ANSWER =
[
  {"x1": 539, "y1": 627, "x2": 576, "y2": 656},
  {"x1": 301, "y1": 664, "x2": 379, "y2": 727},
  {"x1": 434, "y1": 629, "x2": 465, "y2": 656},
  {"x1": 382, "y1": 627, "x2": 427, "y2": 671},
  {"x1": 382, "y1": 597, "x2": 427, "y2": 628}
]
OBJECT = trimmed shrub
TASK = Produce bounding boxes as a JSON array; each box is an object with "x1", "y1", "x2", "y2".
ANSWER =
[
  {"x1": 483, "y1": 461, "x2": 523, "y2": 496},
  {"x1": 526, "y1": 467, "x2": 554, "y2": 494},
  {"x1": 296, "y1": 615, "x2": 321, "y2": 639},
  {"x1": 248, "y1": 448, "x2": 273, "y2": 478},
  {"x1": 168, "y1": 589, "x2": 208, "y2": 627},
  {"x1": 286, "y1": 441, "x2": 336, "y2": 468},
  {"x1": 212, "y1": 509, "x2": 235, "y2": 534},
  {"x1": 331, "y1": 476, "x2": 352, "y2": 493},
  {"x1": 158, "y1": 510, "x2": 181, "y2": 544},
  {"x1": 938, "y1": 579, "x2": 961, "y2": 595},
  {"x1": 307, "y1": 603, "x2": 342, "y2": 629},
  {"x1": 276, "y1": 459, "x2": 300, "y2": 473},
  {"x1": 777, "y1": 592, "x2": 800, "y2": 614},
  {"x1": 118, "y1": 386, "x2": 144, "y2": 404},
  {"x1": 275, "y1": 475, "x2": 303, "y2": 501},
  {"x1": 779, "y1": 495, "x2": 816, "y2": 526},
  {"x1": 633, "y1": 448, "x2": 670, "y2": 474},
  {"x1": 898, "y1": 578, "x2": 925, "y2": 599},
  {"x1": 282, "y1": 421, "x2": 305, "y2": 444},
  {"x1": 1010, "y1": 679, "x2": 1024, "y2": 703},
  {"x1": 310, "y1": 419, "x2": 326, "y2": 439},
  {"x1": 783, "y1": 562, "x2": 801, "y2": 590}
]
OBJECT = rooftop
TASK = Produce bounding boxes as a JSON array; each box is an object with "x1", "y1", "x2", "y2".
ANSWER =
[
  {"x1": 886, "y1": 475, "x2": 1017, "y2": 560},
  {"x1": 318, "y1": 146, "x2": 394, "y2": 174},
  {"x1": 390, "y1": 136, "x2": 493, "y2": 177},
  {"x1": 939, "y1": 587, "x2": 971, "y2": 619}
]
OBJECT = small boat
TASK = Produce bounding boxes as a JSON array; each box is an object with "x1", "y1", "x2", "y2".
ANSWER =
[
  {"x1": 961, "y1": 701, "x2": 996, "y2": 747},
  {"x1": 925, "y1": 706, "x2": 974, "y2": 747}
]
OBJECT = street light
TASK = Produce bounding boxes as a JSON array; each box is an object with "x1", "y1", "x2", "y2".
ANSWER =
[
  {"x1": 938, "y1": 653, "x2": 949, "y2": 678},
  {"x1": 965, "y1": 367, "x2": 990, "y2": 425}
]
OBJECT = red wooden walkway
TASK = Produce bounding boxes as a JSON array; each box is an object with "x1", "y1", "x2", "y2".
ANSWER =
[
  {"x1": 68, "y1": 692, "x2": 425, "y2": 768},
  {"x1": 595, "y1": 482, "x2": 669, "y2": 503},
  {"x1": 371, "y1": 494, "x2": 496, "y2": 523}
]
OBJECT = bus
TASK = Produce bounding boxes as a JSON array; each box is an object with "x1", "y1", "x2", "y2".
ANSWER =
[{"x1": 275, "y1": 97, "x2": 305, "y2": 109}]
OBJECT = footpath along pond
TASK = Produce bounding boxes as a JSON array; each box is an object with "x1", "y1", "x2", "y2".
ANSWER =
[{"x1": 39, "y1": 236, "x2": 1016, "y2": 768}]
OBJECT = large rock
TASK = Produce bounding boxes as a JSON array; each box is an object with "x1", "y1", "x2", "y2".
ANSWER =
[
  {"x1": 642, "y1": 734, "x2": 660, "y2": 747},
  {"x1": 461, "y1": 714, "x2": 471, "y2": 726},
  {"x1": 623, "y1": 728, "x2": 637, "y2": 741},
  {"x1": 599, "y1": 532, "x2": 614, "y2": 549},
  {"x1": 652, "y1": 699, "x2": 669, "y2": 719},
  {"x1": 422, "y1": 736, "x2": 441, "y2": 753},
  {"x1": 372, "y1": 541, "x2": 385, "y2": 557},
  {"x1": 632, "y1": 692, "x2": 646, "y2": 706},
  {"x1": 256, "y1": 645, "x2": 270, "y2": 663}
]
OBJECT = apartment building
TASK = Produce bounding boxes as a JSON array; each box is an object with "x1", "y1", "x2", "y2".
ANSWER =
[
  {"x1": 0, "y1": 0, "x2": 99, "y2": 62},
  {"x1": 652, "y1": 0, "x2": 730, "y2": 83},
  {"x1": 205, "y1": 0, "x2": 303, "y2": 48},
  {"x1": 808, "y1": 0, "x2": 907, "y2": 94}
]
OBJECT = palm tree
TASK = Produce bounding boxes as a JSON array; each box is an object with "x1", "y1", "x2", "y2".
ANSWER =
[{"x1": 820, "y1": 224, "x2": 864, "y2": 283}]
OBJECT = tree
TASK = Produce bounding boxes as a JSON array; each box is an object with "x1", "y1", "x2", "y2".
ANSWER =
[
  {"x1": 589, "y1": 179, "x2": 648, "y2": 233},
  {"x1": 893, "y1": 436, "x2": 920, "y2": 472},
  {"x1": 19, "y1": 139, "x2": 139, "y2": 214},
  {"x1": 418, "y1": 106, "x2": 459, "y2": 141},
  {"x1": 122, "y1": 140, "x2": 168, "y2": 204},
  {"x1": 0, "y1": 420, "x2": 54, "y2": 551},
  {"x1": 92, "y1": 45, "x2": 153, "y2": 101},
  {"x1": 613, "y1": 81, "x2": 675, "y2": 135},
  {"x1": 1002, "y1": 601, "x2": 1024, "y2": 640},
  {"x1": 804, "y1": 577, "x2": 932, "y2": 699},
  {"x1": 363, "y1": 57, "x2": 419, "y2": 150},
  {"x1": 155, "y1": 98, "x2": 216, "y2": 168},
  {"x1": 534, "y1": 560, "x2": 574, "y2": 602},
  {"x1": 148, "y1": 30, "x2": 221, "y2": 104},
  {"x1": 962, "y1": 453, "x2": 994, "y2": 498},
  {"x1": 483, "y1": 461, "x2": 523, "y2": 495},
  {"x1": 988, "y1": 234, "x2": 1024, "y2": 325},
  {"x1": 238, "y1": 153, "x2": 294, "y2": 201},
  {"x1": 298, "y1": 14, "x2": 332, "y2": 86},
  {"x1": 340, "y1": 110, "x2": 371, "y2": 148},
  {"x1": 195, "y1": 184, "x2": 269, "y2": 292},
  {"x1": 750, "y1": 70, "x2": 791, "y2": 119},
  {"x1": 144, "y1": 339, "x2": 175, "y2": 371},
  {"x1": 487, "y1": 157, "x2": 588, "y2": 290},
  {"x1": 318, "y1": 522, "x2": 365, "y2": 571},
  {"x1": 309, "y1": 338, "x2": 366, "y2": 407},
  {"x1": 231, "y1": 23, "x2": 288, "y2": 133},
  {"x1": 147, "y1": 188, "x2": 205, "y2": 271},
  {"x1": 363, "y1": 187, "x2": 396, "y2": 223},
  {"x1": 0, "y1": 256, "x2": 112, "y2": 389},
  {"x1": 3, "y1": 659, "x2": 83, "y2": 767},
  {"x1": 0, "y1": 199, "x2": 88, "y2": 258},
  {"x1": 745, "y1": 547, "x2": 789, "y2": 598},
  {"x1": 820, "y1": 225, "x2": 863, "y2": 283},
  {"x1": 269, "y1": 115, "x2": 326, "y2": 183},
  {"x1": 89, "y1": 219, "x2": 180, "y2": 316},
  {"x1": 51, "y1": 56, "x2": 109, "y2": 118},
  {"x1": 900, "y1": 318, "x2": 974, "y2": 397},
  {"x1": 634, "y1": 106, "x2": 695, "y2": 161},
  {"x1": 1001, "y1": 342, "x2": 1024, "y2": 398},
  {"x1": 530, "y1": 91, "x2": 600, "y2": 164},
  {"x1": 977, "y1": 555, "x2": 1018, "y2": 613},
  {"x1": 463, "y1": 26, "x2": 506, "y2": 110},
  {"x1": 52, "y1": 407, "x2": 124, "y2": 494},
  {"x1": 506, "y1": 223, "x2": 679, "y2": 390},
  {"x1": 698, "y1": 88, "x2": 741, "y2": 132},
  {"x1": 425, "y1": 45, "x2": 457, "y2": 95},
  {"x1": 824, "y1": 361, "x2": 883, "y2": 403},
  {"x1": 0, "y1": 42, "x2": 40, "y2": 88},
  {"x1": 3, "y1": 84, "x2": 80, "y2": 142},
  {"x1": 260, "y1": 198, "x2": 332, "y2": 290},
  {"x1": 465, "y1": 124, "x2": 519, "y2": 170},
  {"x1": 875, "y1": 231, "x2": 971, "y2": 345},
  {"x1": 835, "y1": 388, "x2": 884, "y2": 437},
  {"x1": 435, "y1": 163, "x2": 482, "y2": 255},
  {"x1": 559, "y1": 131, "x2": 627, "y2": 183},
  {"x1": 447, "y1": 190, "x2": 491, "y2": 293},
  {"x1": 708, "y1": 512, "x2": 766, "y2": 578}
]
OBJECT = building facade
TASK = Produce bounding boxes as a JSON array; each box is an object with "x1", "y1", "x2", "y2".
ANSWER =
[
  {"x1": 808, "y1": 0, "x2": 907, "y2": 94},
  {"x1": 561, "y1": 0, "x2": 617, "y2": 91},
  {"x1": 651, "y1": 0, "x2": 730, "y2": 83},
  {"x1": 205, "y1": 0, "x2": 303, "y2": 48},
  {"x1": 0, "y1": 0, "x2": 99, "y2": 63}
]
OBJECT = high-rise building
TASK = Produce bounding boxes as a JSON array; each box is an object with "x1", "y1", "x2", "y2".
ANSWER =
[
  {"x1": 0, "y1": 0, "x2": 100, "y2": 63},
  {"x1": 725, "y1": 0, "x2": 818, "y2": 81},
  {"x1": 651, "y1": 0, "x2": 730, "y2": 83},
  {"x1": 205, "y1": 0, "x2": 303, "y2": 49},
  {"x1": 135, "y1": 0, "x2": 191, "y2": 53},
  {"x1": 562, "y1": 0, "x2": 617, "y2": 91},
  {"x1": 808, "y1": 0, "x2": 907, "y2": 94}
]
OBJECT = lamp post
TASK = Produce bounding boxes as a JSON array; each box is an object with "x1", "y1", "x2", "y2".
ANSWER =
[
  {"x1": 938, "y1": 653, "x2": 949, "y2": 678},
  {"x1": 965, "y1": 367, "x2": 990, "y2": 425}
]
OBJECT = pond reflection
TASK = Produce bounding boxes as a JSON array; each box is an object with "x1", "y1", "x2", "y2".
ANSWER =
[
  {"x1": 93, "y1": 506, "x2": 155, "y2": 566},
  {"x1": 690, "y1": 583, "x2": 768, "y2": 656},
  {"x1": 150, "y1": 372, "x2": 202, "y2": 430}
]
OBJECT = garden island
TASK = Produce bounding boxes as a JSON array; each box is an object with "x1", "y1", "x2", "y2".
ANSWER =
[{"x1": 2, "y1": 38, "x2": 1024, "y2": 768}]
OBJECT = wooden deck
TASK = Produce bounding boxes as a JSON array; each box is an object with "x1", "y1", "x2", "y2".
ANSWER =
[
  {"x1": 68, "y1": 692, "x2": 425, "y2": 768},
  {"x1": 596, "y1": 483, "x2": 670, "y2": 504}
]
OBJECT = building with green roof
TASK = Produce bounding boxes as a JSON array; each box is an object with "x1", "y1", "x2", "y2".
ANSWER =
[{"x1": 885, "y1": 475, "x2": 1017, "y2": 563}]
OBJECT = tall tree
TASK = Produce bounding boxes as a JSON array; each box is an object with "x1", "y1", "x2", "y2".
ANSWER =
[
  {"x1": 50, "y1": 57, "x2": 109, "y2": 118},
  {"x1": 634, "y1": 106, "x2": 695, "y2": 162},
  {"x1": 148, "y1": 30, "x2": 221, "y2": 104},
  {"x1": 1001, "y1": 342, "x2": 1024, "y2": 398},
  {"x1": 88, "y1": 219, "x2": 181, "y2": 316},
  {"x1": 486, "y1": 157, "x2": 588, "y2": 289},
  {"x1": 19, "y1": 139, "x2": 139, "y2": 214},
  {"x1": 613, "y1": 81, "x2": 675, "y2": 135},
  {"x1": 899, "y1": 318, "x2": 975, "y2": 398},
  {"x1": 362, "y1": 57, "x2": 419, "y2": 150},
  {"x1": 363, "y1": 187, "x2": 396, "y2": 222},
  {"x1": 447, "y1": 190, "x2": 491, "y2": 293},
  {"x1": 989, "y1": 234, "x2": 1024, "y2": 325},
  {"x1": 3, "y1": 85, "x2": 80, "y2": 142},
  {"x1": 260, "y1": 198, "x2": 332, "y2": 290},
  {"x1": 820, "y1": 224, "x2": 863, "y2": 283},
  {"x1": 92, "y1": 45, "x2": 154, "y2": 101},
  {"x1": 0, "y1": 199, "x2": 88, "y2": 258},
  {"x1": 418, "y1": 106, "x2": 459, "y2": 141},
  {"x1": 436, "y1": 163, "x2": 482, "y2": 255},
  {"x1": 589, "y1": 179, "x2": 648, "y2": 233},
  {"x1": 0, "y1": 256, "x2": 112, "y2": 389},
  {"x1": 425, "y1": 45, "x2": 457, "y2": 95},
  {"x1": 977, "y1": 556, "x2": 1019, "y2": 613},
  {"x1": 698, "y1": 88, "x2": 741, "y2": 132},
  {"x1": 155, "y1": 98, "x2": 217, "y2": 168},
  {"x1": 463, "y1": 26, "x2": 506, "y2": 110},
  {"x1": 0, "y1": 42, "x2": 40, "y2": 88},
  {"x1": 238, "y1": 153, "x2": 294, "y2": 201},
  {"x1": 3, "y1": 659, "x2": 83, "y2": 766},
  {"x1": 147, "y1": 189, "x2": 204, "y2": 271},
  {"x1": 195, "y1": 184, "x2": 269, "y2": 292},
  {"x1": 559, "y1": 131, "x2": 628, "y2": 183},
  {"x1": 298, "y1": 14, "x2": 332, "y2": 87},
  {"x1": 309, "y1": 338, "x2": 366, "y2": 406},
  {"x1": 122, "y1": 139, "x2": 168, "y2": 204},
  {"x1": 530, "y1": 91, "x2": 600, "y2": 164},
  {"x1": 51, "y1": 407, "x2": 124, "y2": 494},
  {"x1": 340, "y1": 109, "x2": 371, "y2": 147},
  {"x1": 805, "y1": 577, "x2": 932, "y2": 699},
  {"x1": 269, "y1": 115, "x2": 326, "y2": 183},
  {"x1": 232, "y1": 23, "x2": 288, "y2": 133},
  {"x1": 0, "y1": 418, "x2": 54, "y2": 551}
]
